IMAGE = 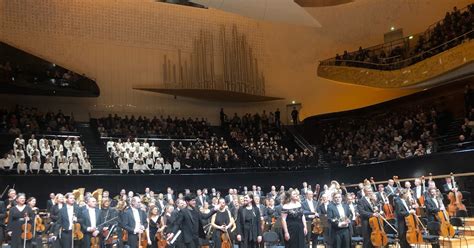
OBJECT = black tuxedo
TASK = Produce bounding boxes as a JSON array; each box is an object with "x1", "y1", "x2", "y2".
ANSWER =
[
  {"x1": 0, "y1": 201, "x2": 6, "y2": 244},
  {"x1": 317, "y1": 203, "x2": 331, "y2": 246},
  {"x1": 327, "y1": 203, "x2": 352, "y2": 248},
  {"x1": 424, "y1": 197, "x2": 441, "y2": 223},
  {"x1": 356, "y1": 197, "x2": 375, "y2": 248},
  {"x1": 394, "y1": 198, "x2": 411, "y2": 248},
  {"x1": 80, "y1": 207, "x2": 102, "y2": 248},
  {"x1": 171, "y1": 207, "x2": 215, "y2": 248},
  {"x1": 195, "y1": 195, "x2": 207, "y2": 207},
  {"x1": 301, "y1": 199, "x2": 319, "y2": 220},
  {"x1": 47, "y1": 199, "x2": 54, "y2": 212},
  {"x1": 384, "y1": 185, "x2": 397, "y2": 196},
  {"x1": 57, "y1": 204, "x2": 81, "y2": 248},
  {"x1": 121, "y1": 208, "x2": 148, "y2": 248},
  {"x1": 165, "y1": 194, "x2": 176, "y2": 202},
  {"x1": 442, "y1": 183, "x2": 454, "y2": 193}
]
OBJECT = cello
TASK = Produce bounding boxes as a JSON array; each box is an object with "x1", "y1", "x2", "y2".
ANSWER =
[
  {"x1": 220, "y1": 229, "x2": 232, "y2": 248},
  {"x1": 447, "y1": 173, "x2": 467, "y2": 216},
  {"x1": 434, "y1": 189, "x2": 455, "y2": 238},
  {"x1": 416, "y1": 176, "x2": 426, "y2": 217},
  {"x1": 370, "y1": 178, "x2": 395, "y2": 220},
  {"x1": 369, "y1": 215, "x2": 388, "y2": 247},
  {"x1": 405, "y1": 212, "x2": 424, "y2": 245}
]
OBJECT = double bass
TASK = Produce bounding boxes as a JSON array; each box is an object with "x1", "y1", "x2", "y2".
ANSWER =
[
  {"x1": 447, "y1": 173, "x2": 467, "y2": 216},
  {"x1": 312, "y1": 184, "x2": 323, "y2": 235},
  {"x1": 416, "y1": 176, "x2": 426, "y2": 217},
  {"x1": 435, "y1": 190, "x2": 455, "y2": 238}
]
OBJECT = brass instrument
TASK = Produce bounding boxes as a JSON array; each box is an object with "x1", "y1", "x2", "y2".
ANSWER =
[
  {"x1": 92, "y1": 189, "x2": 103, "y2": 209},
  {"x1": 73, "y1": 188, "x2": 85, "y2": 204}
]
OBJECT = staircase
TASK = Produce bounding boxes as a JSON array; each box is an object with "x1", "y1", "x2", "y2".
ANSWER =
[
  {"x1": 437, "y1": 118, "x2": 464, "y2": 151},
  {"x1": 210, "y1": 126, "x2": 258, "y2": 168},
  {"x1": 285, "y1": 125, "x2": 315, "y2": 152},
  {"x1": 77, "y1": 122, "x2": 112, "y2": 171}
]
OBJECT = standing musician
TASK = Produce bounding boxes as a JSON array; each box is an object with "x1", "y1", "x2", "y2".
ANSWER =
[
  {"x1": 146, "y1": 206, "x2": 160, "y2": 248},
  {"x1": 394, "y1": 190, "x2": 416, "y2": 248},
  {"x1": 121, "y1": 196, "x2": 147, "y2": 248},
  {"x1": 0, "y1": 199, "x2": 6, "y2": 245},
  {"x1": 6, "y1": 193, "x2": 34, "y2": 248},
  {"x1": 57, "y1": 193, "x2": 81, "y2": 248},
  {"x1": 236, "y1": 193, "x2": 262, "y2": 248},
  {"x1": 98, "y1": 198, "x2": 118, "y2": 248},
  {"x1": 80, "y1": 197, "x2": 102, "y2": 248},
  {"x1": 424, "y1": 188, "x2": 442, "y2": 248},
  {"x1": 385, "y1": 179, "x2": 397, "y2": 196},
  {"x1": 210, "y1": 198, "x2": 235, "y2": 248},
  {"x1": 301, "y1": 190, "x2": 319, "y2": 248},
  {"x1": 317, "y1": 194, "x2": 331, "y2": 247},
  {"x1": 168, "y1": 194, "x2": 216, "y2": 248},
  {"x1": 49, "y1": 194, "x2": 65, "y2": 248},
  {"x1": 356, "y1": 186, "x2": 377, "y2": 248},
  {"x1": 327, "y1": 192, "x2": 352, "y2": 248}
]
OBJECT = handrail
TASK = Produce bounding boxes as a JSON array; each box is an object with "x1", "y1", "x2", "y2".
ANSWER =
[
  {"x1": 342, "y1": 171, "x2": 474, "y2": 188},
  {"x1": 320, "y1": 29, "x2": 474, "y2": 69},
  {"x1": 320, "y1": 4, "x2": 474, "y2": 70}
]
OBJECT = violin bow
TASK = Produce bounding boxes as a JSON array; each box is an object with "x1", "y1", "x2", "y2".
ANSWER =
[{"x1": 0, "y1": 185, "x2": 10, "y2": 199}]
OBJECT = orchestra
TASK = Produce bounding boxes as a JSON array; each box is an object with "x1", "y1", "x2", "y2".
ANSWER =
[{"x1": 0, "y1": 173, "x2": 470, "y2": 248}]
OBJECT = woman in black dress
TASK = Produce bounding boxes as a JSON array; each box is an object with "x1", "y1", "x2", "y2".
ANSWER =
[
  {"x1": 6, "y1": 193, "x2": 34, "y2": 248},
  {"x1": 281, "y1": 190, "x2": 307, "y2": 248},
  {"x1": 146, "y1": 206, "x2": 160, "y2": 248},
  {"x1": 236, "y1": 193, "x2": 262, "y2": 248},
  {"x1": 211, "y1": 199, "x2": 235, "y2": 248}
]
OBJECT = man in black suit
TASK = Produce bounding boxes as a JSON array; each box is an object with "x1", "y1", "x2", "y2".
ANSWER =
[
  {"x1": 47, "y1": 193, "x2": 55, "y2": 213},
  {"x1": 357, "y1": 186, "x2": 378, "y2": 248},
  {"x1": 195, "y1": 189, "x2": 206, "y2": 207},
  {"x1": 121, "y1": 196, "x2": 147, "y2": 248},
  {"x1": 424, "y1": 188, "x2": 442, "y2": 248},
  {"x1": 300, "y1": 182, "x2": 309, "y2": 198},
  {"x1": 327, "y1": 192, "x2": 352, "y2": 248},
  {"x1": 168, "y1": 194, "x2": 216, "y2": 248},
  {"x1": 80, "y1": 197, "x2": 102, "y2": 248},
  {"x1": 302, "y1": 190, "x2": 319, "y2": 248},
  {"x1": 165, "y1": 188, "x2": 176, "y2": 203},
  {"x1": 442, "y1": 177, "x2": 457, "y2": 193},
  {"x1": 0, "y1": 200, "x2": 6, "y2": 245},
  {"x1": 317, "y1": 194, "x2": 331, "y2": 247},
  {"x1": 394, "y1": 190, "x2": 416, "y2": 248},
  {"x1": 57, "y1": 193, "x2": 81, "y2": 248}
]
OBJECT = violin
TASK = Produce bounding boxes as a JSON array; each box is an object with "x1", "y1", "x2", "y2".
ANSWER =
[
  {"x1": 34, "y1": 215, "x2": 46, "y2": 233},
  {"x1": 156, "y1": 231, "x2": 168, "y2": 248},
  {"x1": 90, "y1": 236, "x2": 100, "y2": 248},
  {"x1": 73, "y1": 223, "x2": 84, "y2": 240},
  {"x1": 221, "y1": 230, "x2": 232, "y2": 248},
  {"x1": 21, "y1": 214, "x2": 33, "y2": 240},
  {"x1": 312, "y1": 184, "x2": 323, "y2": 235},
  {"x1": 405, "y1": 213, "x2": 424, "y2": 245},
  {"x1": 369, "y1": 215, "x2": 388, "y2": 247},
  {"x1": 122, "y1": 230, "x2": 129, "y2": 242},
  {"x1": 138, "y1": 230, "x2": 148, "y2": 248},
  {"x1": 447, "y1": 173, "x2": 467, "y2": 216}
]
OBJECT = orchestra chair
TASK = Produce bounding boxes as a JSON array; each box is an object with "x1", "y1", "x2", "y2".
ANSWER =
[{"x1": 262, "y1": 231, "x2": 281, "y2": 248}]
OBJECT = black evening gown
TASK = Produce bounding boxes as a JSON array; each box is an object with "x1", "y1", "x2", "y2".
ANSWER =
[
  {"x1": 7, "y1": 205, "x2": 34, "y2": 248},
  {"x1": 282, "y1": 207, "x2": 305, "y2": 248}
]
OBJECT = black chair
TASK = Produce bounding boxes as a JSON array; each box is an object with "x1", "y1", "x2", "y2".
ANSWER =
[
  {"x1": 424, "y1": 221, "x2": 440, "y2": 247},
  {"x1": 450, "y1": 217, "x2": 469, "y2": 247},
  {"x1": 263, "y1": 231, "x2": 281, "y2": 248}
]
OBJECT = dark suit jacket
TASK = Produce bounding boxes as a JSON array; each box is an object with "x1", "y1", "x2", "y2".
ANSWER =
[
  {"x1": 442, "y1": 183, "x2": 453, "y2": 193},
  {"x1": 47, "y1": 199, "x2": 54, "y2": 212},
  {"x1": 317, "y1": 203, "x2": 328, "y2": 216},
  {"x1": 80, "y1": 207, "x2": 102, "y2": 233},
  {"x1": 121, "y1": 207, "x2": 147, "y2": 234},
  {"x1": 196, "y1": 195, "x2": 207, "y2": 207},
  {"x1": 0, "y1": 201, "x2": 6, "y2": 226},
  {"x1": 424, "y1": 197, "x2": 441, "y2": 223},
  {"x1": 327, "y1": 203, "x2": 352, "y2": 231},
  {"x1": 57, "y1": 204, "x2": 81, "y2": 233},
  {"x1": 171, "y1": 207, "x2": 215, "y2": 243},
  {"x1": 301, "y1": 199, "x2": 318, "y2": 220}
]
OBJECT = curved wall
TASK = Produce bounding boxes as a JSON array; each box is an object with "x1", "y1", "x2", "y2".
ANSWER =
[{"x1": 0, "y1": 0, "x2": 471, "y2": 123}]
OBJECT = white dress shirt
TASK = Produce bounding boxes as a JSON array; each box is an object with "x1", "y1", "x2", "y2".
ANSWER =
[
  {"x1": 88, "y1": 207, "x2": 97, "y2": 229},
  {"x1": 67, "y1": 205, "x2": 74, "y2": 230},
  {"x1": 307, "y1": 199, "x2": 315, "y2": 213},
  {"x1": 132, "y1": 208, "x2": 141, "y2": 232}
]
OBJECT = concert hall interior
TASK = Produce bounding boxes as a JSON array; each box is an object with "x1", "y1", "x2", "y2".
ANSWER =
[{"x1": 1, "y1": 0, "x2": 474, "y2": 248}]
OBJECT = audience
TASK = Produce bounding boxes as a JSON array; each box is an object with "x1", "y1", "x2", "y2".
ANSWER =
[
  {"x1": 331, "y1": 4, "x2": 474, "y2": 70},
  {"x1": 0, "y1": 105, "x2": 76, "y2": 135},
  {"x1": 320, "y1": 106, "x2": 439, "y2": 166},
  {"x1": 222, "y1": 109, "x2": 317, "y2": 168},
  {"x1": 95, "y1": 114, "x2": 210, "y2": 139}
]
